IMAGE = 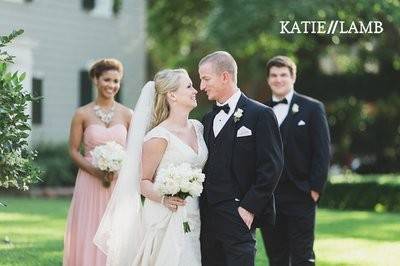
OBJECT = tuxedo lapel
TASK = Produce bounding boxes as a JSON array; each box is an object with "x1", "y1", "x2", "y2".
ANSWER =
[
  {"x1": 230, "y1": 94, "x2": 248, "y2": 162},
  {"x1": 215, "y1": 114, "x2": 234, "y2": 141},
  {"x1": 203, "y1": 112, "x2": 213, "y2": 147},
  {"x1": 265, "y1": 99, "x2": 272, "y2": 108},
  {"x1": 234, "y1": 94, "x2": 248, "y2": 130},
  {"x1": 280, "y1": 92, "x2": 299, "y2": 137},
  {"x1": 212, "y1": 94, "x2": 248, "y2": 159},
  {"x1": 213, "y1": 93, "x2": 246, "y2": 140}
]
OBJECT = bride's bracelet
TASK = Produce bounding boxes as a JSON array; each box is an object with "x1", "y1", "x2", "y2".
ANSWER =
[{"x1": 160, "y1": 196, "x2": 166, "y2": 205}]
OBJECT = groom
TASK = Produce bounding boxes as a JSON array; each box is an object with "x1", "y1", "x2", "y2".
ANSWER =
[{"x1": 199, "y1": 51, "x2": 284, "y2": 266}]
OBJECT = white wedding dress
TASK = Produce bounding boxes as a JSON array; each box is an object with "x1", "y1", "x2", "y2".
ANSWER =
[{"x1": 133, "y1": 119, "x2": 208, "y2": 266}]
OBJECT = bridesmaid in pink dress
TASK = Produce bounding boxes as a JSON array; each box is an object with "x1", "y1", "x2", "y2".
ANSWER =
[{"x1": 63, "y1": 58, "x2": 132, "y2": 266}]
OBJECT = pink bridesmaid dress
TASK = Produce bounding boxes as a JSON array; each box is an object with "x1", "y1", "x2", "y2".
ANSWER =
[{"x1": 63, "y1": 124, "x2": 127, "y2": 266}]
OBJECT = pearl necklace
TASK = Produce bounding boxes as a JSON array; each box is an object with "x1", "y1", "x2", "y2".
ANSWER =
[{"x1": 93, "y1": 102, "x2": 115, "y2": 125}]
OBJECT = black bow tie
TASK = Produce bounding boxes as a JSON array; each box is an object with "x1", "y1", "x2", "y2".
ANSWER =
[
  {"x1": 271, "y1": 98, "x2": 288, "y2": 107},
  {"x1": 213, "y1": 104, "x2": 230, "y2": 114}
]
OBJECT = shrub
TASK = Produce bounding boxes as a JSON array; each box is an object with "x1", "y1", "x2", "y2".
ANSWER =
[
  {"x1": 34, "y1": 143, "x2": 77, "y2": 187},
  {"x1": 0, "y1": 29, "x2": 41, "y2": 190}
]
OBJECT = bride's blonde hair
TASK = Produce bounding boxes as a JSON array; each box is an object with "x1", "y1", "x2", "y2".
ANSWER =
[{"x1": 151, "y1": 68, "x2": 189, "y2": 129}]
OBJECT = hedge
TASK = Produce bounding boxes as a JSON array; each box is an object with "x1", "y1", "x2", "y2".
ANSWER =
[
  {"x1": 320, "y1": 181, "x2": 400, "y2": 212},
  {"x1": 34, "y1": 143, "x2": 76, "y2": 187},
  {"x1": 32, "y1": 143, "x2": 400, "y2": 213}
]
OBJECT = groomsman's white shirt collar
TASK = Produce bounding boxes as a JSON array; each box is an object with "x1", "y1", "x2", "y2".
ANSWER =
[
  {"x1": 213, "y1": 89, "x2": 241, "y2": 137},
  {"x1": 272, "y1": 88, "x2": 294, "y2": 126}
]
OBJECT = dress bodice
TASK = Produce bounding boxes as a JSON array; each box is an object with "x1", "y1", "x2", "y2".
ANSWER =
[
  {"x1": 143, "y1": 119, "x2": 208, "y2": 175},
  {"x1": 83, "y1": 124, "x2": 128, "y2": 158}
]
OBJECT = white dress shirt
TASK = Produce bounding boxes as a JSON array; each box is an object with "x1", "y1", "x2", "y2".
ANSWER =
[
  {"x1": 272, "y1": 89, "x2": 294, "y2": 126},
  {"x1": 213, "y1": 89, "x2": 242, "y2": 137}
]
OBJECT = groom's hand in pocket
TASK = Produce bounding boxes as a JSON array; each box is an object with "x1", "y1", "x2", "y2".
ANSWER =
[
  {"x1": 238, "y1": 207, "x2": 254, "y2": 229},
  {"x1": 310, "y1": 190, "x2": 320, "y2": 203}
]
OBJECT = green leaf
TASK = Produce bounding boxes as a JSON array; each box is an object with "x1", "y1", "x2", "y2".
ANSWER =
[{"x1": 19, "y1": 72, "x2": 26, "y2": 82}]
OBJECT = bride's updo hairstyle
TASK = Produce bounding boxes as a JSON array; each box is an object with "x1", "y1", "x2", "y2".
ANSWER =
[{"x1": 151, "y1": 68, "x2": 189, "y2": 129}]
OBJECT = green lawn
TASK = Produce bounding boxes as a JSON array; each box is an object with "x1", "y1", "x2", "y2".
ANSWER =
[{"x1": 1, "y1": 197, "x2": 399, "y2": 266}]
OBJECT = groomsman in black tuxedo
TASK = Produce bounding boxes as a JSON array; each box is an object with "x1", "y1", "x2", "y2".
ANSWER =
[
  {"x1": 261, "y1": 56, "x2": 331, "y2": 266},
  {"x1": 199, "y1": 51, "x2": 284, "y2": 266}
]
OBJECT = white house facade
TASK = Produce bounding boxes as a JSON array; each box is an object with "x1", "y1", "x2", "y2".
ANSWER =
[{"x1": 0, "y1": 0, "x2": 146, "y2": 144}]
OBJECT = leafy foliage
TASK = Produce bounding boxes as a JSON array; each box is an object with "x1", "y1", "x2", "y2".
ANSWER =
[
  {"x1": 0, "y1": 30, "x2": 41, "y2": 190},
  {"x1": 147, "y1": 0, "x2": 213, "y2": 77},
  {"x1": 147, "y1": 1, "x2": 400, "y2": 172},
  {"x1": 33, "y1": 143, "x2": 77, "y2": 187},
  {"x1": 327, "y1": 94, "x2": 400, "y2": 172},
  {"x1": 113, "y1": 0, "x2": 122, "y2": 15},
  {"x1": 148, "y1": 0, "x2": 400, "y2": 95},
  {"x1": 0, "y1": 29, "x2": 24, "y2": 64}
]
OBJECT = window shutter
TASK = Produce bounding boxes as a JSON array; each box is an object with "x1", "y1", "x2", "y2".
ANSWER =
[
  {"x1": 32, "y1": 78, "x2": 42, "y2": 125},
  {"x1": 79, "y1": 70, "x2": 92, "y2": 106},
  {"x1": 82, "y1": 0, "x2": 95, "y2": 11}
]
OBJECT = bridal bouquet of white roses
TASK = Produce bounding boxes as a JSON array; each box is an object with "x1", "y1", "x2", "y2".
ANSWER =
[
  {"x1": 90, "y1": 141, "x2": 125, "y2": 187},
  {"x1": 155, "y1": 163, "x2": 205, "y2": 233}
]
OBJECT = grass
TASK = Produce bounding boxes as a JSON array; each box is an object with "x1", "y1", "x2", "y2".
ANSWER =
[
  {"x1": 0, "y1": 197, "x2": 69, "y2": 266},
  {"x1": 1, "y1": 197, "x2": 400, "y2": 266}
]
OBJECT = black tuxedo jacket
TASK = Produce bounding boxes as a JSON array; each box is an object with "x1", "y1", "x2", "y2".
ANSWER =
[
  {"x1": 202, "y1": 93, "x2": 284, "y2": 226},
  {"x1": 266, "y1": 91, "x2": 331, "y2": 193}
]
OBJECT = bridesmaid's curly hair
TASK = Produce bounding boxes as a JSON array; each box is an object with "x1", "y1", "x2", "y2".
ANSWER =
[
  {"x1": 89, "y1": 58, "x2": 124, "y2": 79},
  {"x1": 150, "y1": 68, "x2": 188, "y2": 129}
]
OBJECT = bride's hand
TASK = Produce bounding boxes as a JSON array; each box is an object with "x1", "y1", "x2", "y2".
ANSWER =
[
  {"x1": 105, "y1": 172, "x2": 117, "y2": 182},
  {"x1": 162, "y1": 196, "x2": 186, "y2": 212}
]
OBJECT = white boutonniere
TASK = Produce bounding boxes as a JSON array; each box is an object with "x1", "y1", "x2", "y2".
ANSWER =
[
  {"x1": 234, "y1": 108, "x2": 243, "y2": 122},
  {"x1": 292, "y1": 103, "x2": 299, "y2": 114}
]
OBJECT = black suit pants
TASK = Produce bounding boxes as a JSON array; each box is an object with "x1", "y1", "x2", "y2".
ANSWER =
[
  {"x1": 261, "y1": 181, "x2": 316, "y2": 266},
  {"x1": 201, "y1": 199, "x2": 256, "y2": 266}
]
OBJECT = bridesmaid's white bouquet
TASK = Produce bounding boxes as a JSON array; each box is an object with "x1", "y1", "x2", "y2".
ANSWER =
[
  {"x1": 90, "y1": 141, "x2": 125, "y2": 187},
  {"x1": 155, "y1": 163, "x2": 205, "y2": 233}
]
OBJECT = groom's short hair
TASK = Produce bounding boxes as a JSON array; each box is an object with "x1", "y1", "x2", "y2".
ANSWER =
[
  {"x1": 266, "y1": 56, "x2": 297, "y2": 78},
  {"x1": 199, "y1": 51, "x2": 237, "y2": 84}
]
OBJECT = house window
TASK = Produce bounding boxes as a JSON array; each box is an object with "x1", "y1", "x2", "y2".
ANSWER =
[
  {"x1": 82, "y1": 0, "x2": 121, "y2": 16},
  {"x1": 32, "y1": 78, "x2": 42, "y2": 125},
  {"x1": 79, "y1": 70, "x2": 92, "y2": 106},
  {"x1": 82, "y1": 0, "x2": 95, "y2": 11}
]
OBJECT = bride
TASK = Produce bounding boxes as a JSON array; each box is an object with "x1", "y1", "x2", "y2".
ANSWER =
[{"x1": 94, "y1": 68, "x2": 208, "y2": 266}]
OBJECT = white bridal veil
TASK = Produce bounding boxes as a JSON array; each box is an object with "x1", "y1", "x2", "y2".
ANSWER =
[{"x1": 94, "y1": 81, "x2": 156, "y2": 266}]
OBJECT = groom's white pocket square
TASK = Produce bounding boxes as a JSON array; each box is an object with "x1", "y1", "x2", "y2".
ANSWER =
[
  {"x1": 297, "y1": 120, "x2": 306, "y2": 126},
  {"x1": 237, "y1": 126, "x2": 252, "y2": 137}
]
